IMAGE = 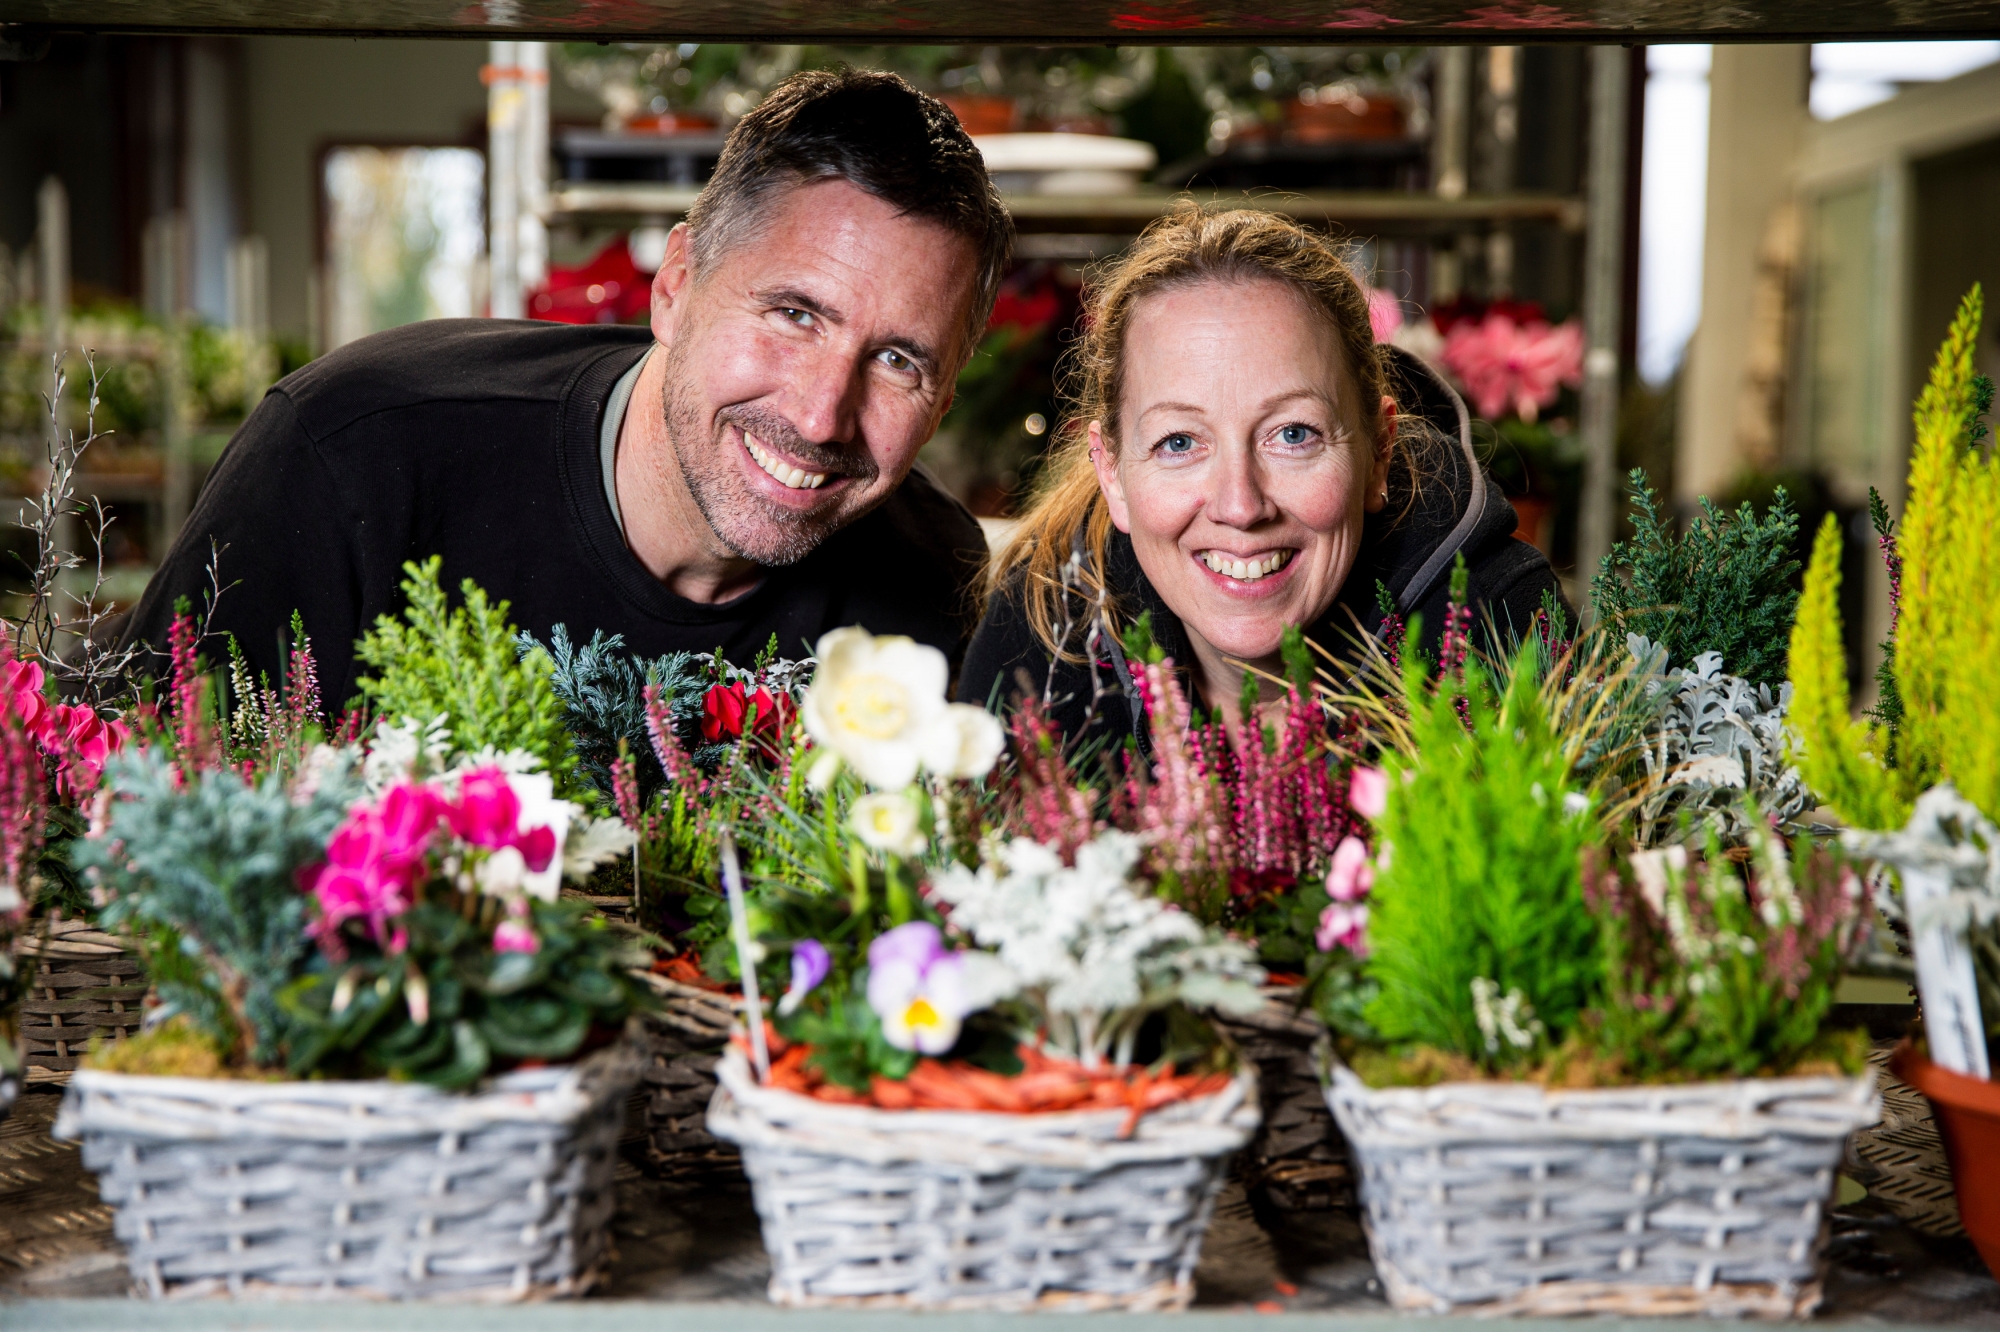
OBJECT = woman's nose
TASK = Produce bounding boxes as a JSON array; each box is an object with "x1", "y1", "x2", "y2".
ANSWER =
[{"x1": 1207, "y1": 444, "x2": 1278, "y2": 530}]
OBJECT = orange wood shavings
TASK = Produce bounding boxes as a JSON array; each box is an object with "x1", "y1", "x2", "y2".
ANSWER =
[
  {"x1": 732, "y1": 1033, "x2": 1232, "y2": 1133},
  {"x1": 651, "y1": 954, "x2": 731, "y2": 992}
]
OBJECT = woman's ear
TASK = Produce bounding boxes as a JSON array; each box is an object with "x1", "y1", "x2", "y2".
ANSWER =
[
  {"x1": 1088, "y1": 421, "x2": 1133, "y2": 534},
  {"x1": 649, "y1": 223, "x2": 695, "y2": 347},
  {"x1": 1363, "y1": 395, "x2": 1397, "y2": 514}
]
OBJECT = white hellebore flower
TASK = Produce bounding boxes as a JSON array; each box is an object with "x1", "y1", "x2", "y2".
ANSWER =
[
  {"x1": 851, "y1": 790, "x2": 928, "y2": 859},
  {"x1": 920, "y1": 704, "x2": 1006, "y2": 781},
  {"x1": 801, "y1": 628, "x2": 1004, "y2": 788}
]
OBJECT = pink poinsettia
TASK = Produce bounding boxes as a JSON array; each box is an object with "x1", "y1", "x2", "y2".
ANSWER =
[{"x1": 1440, "y1": 313, "x2": 1584, "y2": 423}]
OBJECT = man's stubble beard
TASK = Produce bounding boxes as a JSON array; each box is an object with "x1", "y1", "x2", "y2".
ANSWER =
[{"x1": 659, "y1": 337, "x2": 880, "y2": 569}]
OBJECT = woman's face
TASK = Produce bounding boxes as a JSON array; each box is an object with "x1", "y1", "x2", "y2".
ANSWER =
[{"x1": 1090, "y1": 277, "x2": 1391, "y2": 668}]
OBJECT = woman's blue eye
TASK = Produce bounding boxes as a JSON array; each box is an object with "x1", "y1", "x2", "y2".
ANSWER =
[
  {"x1": 1277, "y1": 424, "x2": 1314, "y2": 446},
  {"x1": 1160, "y1": 433, "x2": 1196, "y2": 455}
]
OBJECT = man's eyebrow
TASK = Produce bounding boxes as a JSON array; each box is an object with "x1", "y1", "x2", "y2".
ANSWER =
[{"x1": 754, "y1": 287, "x2": 847, "y2": 326}]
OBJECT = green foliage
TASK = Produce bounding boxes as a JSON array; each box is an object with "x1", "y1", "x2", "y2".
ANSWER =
[
  {"x1": 76, "y1": 748, "x2": 360, "y2": 1063},
  {"x1": 1789, "y1": 286, "x2": 1997, "y2": 827},
  {"x1": 1584, "y1": 813, "x2": 1869, "y2": 1079},
  {"x1": 280, "y1": 897, "x2": 653, "y2": 1089},
  {"x1": 1592, "y1": 469, "x2": 1801, "y2": 685},
  {"x1": 354, "y1": 558, "x2": 580, "y2": 797},
  {"x1": 525, "y1": 624, "x2": 706, "y2": 803},
  {"x1": 1363, "y1": 639, "x2": 1601, "y2": 1068}
]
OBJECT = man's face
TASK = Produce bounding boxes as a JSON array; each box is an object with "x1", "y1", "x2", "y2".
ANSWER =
[{"x1": 649, "y1": 178, "x2": 979, "y2": 567}]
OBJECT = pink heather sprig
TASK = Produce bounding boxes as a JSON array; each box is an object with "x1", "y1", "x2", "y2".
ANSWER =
[
  {"x1": 643, "y1": 683, "x2": 708, "y2": 798},
  {"x1": 285, "y1": 635, "x2": 323, "y2": 740},
  {"x1": 1006, "y1": 698, "x2": 1100, "y2": 865},
  {"x1": 611, "y1": 746, "x2": 645, "y2": 833}
]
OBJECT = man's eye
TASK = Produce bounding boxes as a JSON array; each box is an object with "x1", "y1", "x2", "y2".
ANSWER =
[
  {"x1": 877, "y1": 349, "x2": 913, "y2": 372},
  {"x1": 1276, "y1": 424, "x2": 1316, "y2": 446},
  {"x1": 1158, "y1": 433, "x2": 1197, "y2": 456},
  {"x1": 780, "y1": 308, "x2": 815, "y2": 328}
]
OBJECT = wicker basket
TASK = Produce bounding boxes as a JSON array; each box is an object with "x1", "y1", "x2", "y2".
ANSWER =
[
  {"x1": 1213, "y1": 987, "x2": 1350, "y2": 1211},
  {"x1": 15, "y1": 917, "x2": 147, "y2": 1083},
  {"x1": 53, "y1": 1031, "x2": 643, "y2": 1300},
  {"x1": 1326, "y1": 1058, "x2": 1880, "y2": 1317},
  {"x1": 707, "y1": 1047, "x2": 1259, "y2": 1311},
  {"x1": 630, "y1": 970, "x2": 739, "y2": 1179}
]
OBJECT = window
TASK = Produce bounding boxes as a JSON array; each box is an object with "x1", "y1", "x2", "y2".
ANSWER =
[{"x1": 323, "y1": 145, "x2": 485, "y2": 349}]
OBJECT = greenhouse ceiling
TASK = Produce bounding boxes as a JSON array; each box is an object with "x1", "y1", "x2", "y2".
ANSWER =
[{"x1": 0, "y1": 0, "x2": 1996, "y2": 42}]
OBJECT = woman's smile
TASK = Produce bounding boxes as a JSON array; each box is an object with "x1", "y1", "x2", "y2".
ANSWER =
[{"x1": 1195, "y1": 547, "x2": 1297, "y2": 588}]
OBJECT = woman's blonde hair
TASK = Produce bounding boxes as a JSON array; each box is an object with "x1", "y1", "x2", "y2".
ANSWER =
[{"x1": 987, "y1": 203, "x2": 1404, "y2": 658}]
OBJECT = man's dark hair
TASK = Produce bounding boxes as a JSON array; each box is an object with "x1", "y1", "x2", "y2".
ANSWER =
[{"x1": 685, "y1": 67, "x2": 1012, "y2": 368}]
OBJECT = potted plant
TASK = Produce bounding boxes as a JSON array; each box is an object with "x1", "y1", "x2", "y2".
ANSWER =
[
  {"x1": 703, "y1": 628, "x2": 1264, "y2": 1310},
  {"x1": 535, "y1": 622, "x2": 814, "y2": 1178},
  {"x1": 53, "y1": 571, "x2": 653, "y2": 1300},
  {"x1": 1323, "y1": 631, "x2": 1879, "y2": 1316},
  {"x1": 1788, "y1": 285, "x2": 2000, "y2": 1275}
]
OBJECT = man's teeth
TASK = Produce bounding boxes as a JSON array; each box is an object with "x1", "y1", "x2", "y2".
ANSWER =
[
  {"x1": 745, "y1": 433, "x2": 828, "y2": 490},
  {"x1": 1201, "y1": 550, "x2": 1293, "y2": 582}
]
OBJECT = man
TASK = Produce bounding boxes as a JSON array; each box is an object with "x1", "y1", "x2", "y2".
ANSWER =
[{"x1": 124, "y1": 68, "x2": 1011, "y2": 706}]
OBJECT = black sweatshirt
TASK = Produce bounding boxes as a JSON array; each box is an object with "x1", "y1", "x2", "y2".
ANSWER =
[
  {"x1": 122, "y1": 320, "x2": 988, "y2": 707},
  {"x1": 956, "y1": 345, "x2": 1567, "y2": 748}
]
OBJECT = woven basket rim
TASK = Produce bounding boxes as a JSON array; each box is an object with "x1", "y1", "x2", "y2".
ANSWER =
[
  {"x1": 1326, "y1": 1051, "x2": 1880, "y2": 1143},
  {"x1": 55, "y1": 1027, "x2": 643, "y2": 1143},
  {"x1": 709, "y1": 1046, "x2": 1259, "y2": 1168}
]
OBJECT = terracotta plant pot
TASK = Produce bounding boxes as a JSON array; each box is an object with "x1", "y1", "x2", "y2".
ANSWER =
[
  {"x1": 1891, "y1": 1038, "x2": 2000, "y2": 1279},
  {"x1": 1285, "y1": 91, "x2": 1405, "y2": 143},
  {"x1": 940, "y1": 94, "x2": 1019, "y2": 137}
]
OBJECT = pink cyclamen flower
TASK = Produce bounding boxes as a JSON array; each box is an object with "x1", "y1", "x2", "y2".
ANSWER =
[
  {"x1": 449, "y1": 767, "x2": 522, "y2": 848},
  {"x1": 1325, "y1": 835, "x2": 1374, "y2": 903},
  {"x1": 1348, "y1": 766, "x2": 1388, "y2": 821},
  {"x1": 1316, "y1": 900, "x2": 1369, "y2": 955},
  {"x1": 5, "y1": 658, "x2": 52, "y2": 745},
  {"x1": 493, "y1": 908, "x2": 540, "y2": 955},
  {"x1": 1440, "y1": 313, "x2": 1584, "y2": 423}
]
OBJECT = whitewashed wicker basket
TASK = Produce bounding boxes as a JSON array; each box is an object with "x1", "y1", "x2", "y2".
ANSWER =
[
  {"x1": 707, "y1": 1047, "x2": 1259, "y2": 1310},
  {"x1": 630, "y1": 971, "x2": 740, "y2": 1179},
  {"x1": 1326, "y1": 1058, "x2": 1880, "y2": 1317},
  {"x1": 54, "y1": 1031, "x2": 642, "y2": 1300}
]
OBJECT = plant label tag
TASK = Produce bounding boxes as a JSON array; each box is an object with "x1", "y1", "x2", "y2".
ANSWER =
[{"x1": 1904, "y1": 863, "x2": 1991, "y2": 1079}]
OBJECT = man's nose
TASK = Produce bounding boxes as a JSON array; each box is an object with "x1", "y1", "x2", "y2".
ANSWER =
[
  {"x1": 787, "y1": 345, "x2": 865, "y2": 446},
  {"x1": 1208, "y1": 442, "x2": 1278, "y2": 529}
]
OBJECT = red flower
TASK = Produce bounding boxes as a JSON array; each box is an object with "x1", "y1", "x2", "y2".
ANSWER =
[
  {"x1": 702, "y1": 681, "x2": 795, "y2": 745},
  {"x1": 701, "y1": 681, "x2": 750, "y2": 742}
]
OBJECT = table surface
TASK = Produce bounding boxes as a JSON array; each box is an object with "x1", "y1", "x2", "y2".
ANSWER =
[{"x1": 3, "y1": 1081, "x2": 1998, "y2": 1330}]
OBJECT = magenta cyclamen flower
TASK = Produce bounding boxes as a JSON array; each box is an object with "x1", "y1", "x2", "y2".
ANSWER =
[{"x1": 450, "y1": 767, "x2": 522, "y2": 847}]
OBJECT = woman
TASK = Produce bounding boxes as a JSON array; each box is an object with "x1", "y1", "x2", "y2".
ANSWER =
[{"x1": 959, "y1": 206, "x2": 1564, "y2": 745}]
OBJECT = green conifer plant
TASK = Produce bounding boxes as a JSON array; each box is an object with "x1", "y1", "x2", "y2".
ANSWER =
[{"x1": 1591, "y1": 470, "x2": 1800, "y2": 685}]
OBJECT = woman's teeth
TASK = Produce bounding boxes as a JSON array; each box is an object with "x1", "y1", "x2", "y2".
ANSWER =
[
  {"x1": 1201, "y1": 550, "x2": 1293, "y2": 582},
  {"x1": 745, "y1": 433, "x2": 828, "y2": 490}
]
